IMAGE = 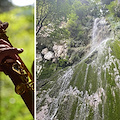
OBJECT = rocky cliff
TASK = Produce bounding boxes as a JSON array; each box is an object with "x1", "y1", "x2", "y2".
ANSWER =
[{"x1": 36, "y1": 16, "x2": 120, "y2": 120}]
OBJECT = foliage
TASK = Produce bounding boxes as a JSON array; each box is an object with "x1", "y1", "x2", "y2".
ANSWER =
[
  {"x1": 106, "y1": 1, "x2": 120, "y2": 21},
  {"x1": 111, "y1": 40, "x2": 120, "y2": 60},
  {"x1": 0, "y1": 6, "x2": 34, "y2": 120},
  {"x1": 67, "y1": 17, "x2": 84, "y2": 40},
  {"x1": 0, "y1": 7, "x2": 34, "y2": 72},
  {"x1": 36, "y1": 0, "x2": 71, "y2": 35},
  {"x1": 0, "y1": 0, "x2": 13, "y2": 13},
  {"x1": 39, "y1": 61, "x2": 57, "y2": 79},
  {"x1": 36, "y1": 0, "x2": 101, "y2": 44},
  {"x1": 101, "y1": 0, "x2": 114, "y2": 5},
  {"x1": 66, "y1": 0, "x2": 102, "y2": 45},
  {"x1": 36, "y1": 0, "x2": 102, "y2": 81},
  {"x1": 71, "y1": 0, "x2": 88, "y2": 23},
  {"x1": 58, "y1": 58, "x2": 69, "y2": 68},
  {"x1": 39, "y1": 57, "x2": 70, "y2": 79},
  {"x1": 49, "y1": 28, "x2": 70, "y2": 40}
]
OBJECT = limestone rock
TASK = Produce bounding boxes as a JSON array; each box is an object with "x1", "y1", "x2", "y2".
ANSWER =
[
  {"x1": 36, "y1": 53, "x2": 43, "y2": 62},
  {"x1": 41, "y1": 48, "x2": 48, "y2": 55},
  {"x1": 53, "y1": 44, "x2": 68, "y2": 58},
  {"x1": 44, "y1": 51, "x2": 54, "y2": 60}
]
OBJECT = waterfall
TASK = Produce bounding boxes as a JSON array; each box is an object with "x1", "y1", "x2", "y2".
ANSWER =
[
  {"x1": 91, "y1": 17, "x2": 111, "y2": 50},
  {"x1": 36, "y1": 17, "x2": 120, "y2": 120}
]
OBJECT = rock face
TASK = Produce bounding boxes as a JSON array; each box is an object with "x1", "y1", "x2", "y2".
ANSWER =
[
  {"x1": 53, "y1": 43, "x2": 68, "y2": 59},
  {"x1": 41, "y1": 48, "x2": 54, "y2": 61},
  {"x1": 44, "y1": 51, "x2": 54, "y2": 60},
  {"x1": 36, "y1": 17, "x2": 120, "y2": 120},
  {"x1": 36, "y1": 53, "x2": 43, "y2": 62},
  {"x1": 37, "y1": 43, "x2": 68, "y2": 62},
  {"x1": 41, "y1": 48, "x2": 48, "y2": 55}
]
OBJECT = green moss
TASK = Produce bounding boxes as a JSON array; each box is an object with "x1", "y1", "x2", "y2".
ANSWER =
[
  {"x1": 39, "y1": 61, "x2": 58, "y2": 79},
  {"x1": 106, "y1": 69, "x2": 116, "y2": 87},
  {"x1": 56, "y1": 95, "x2": 73, "y2": 120},
  {"x1": 40, "y1": 81, "x2": 52, "y2": 91},
  {"x1": 98, "y1": 55, "x2": 106, "y2": 66},
  {"x1": 75, "y1": 63, "x2": 87, "y2": 90},
  {"x1": 86, "y1": 65, "x2": 97, "y2": 94},
  {"x1": 98, "y1": 103, "x2": 104, "y2": 119},
  {"x1": 109, "y1": 62, "x2": 115, "y2": 73},
  {"x1": 111, "y1": 40, "x2": 120, "y2": 60},
  {"x1": 115, "y1": 61, "x2": 119, "y2": 70},
  {"x1": 86, "y1": 107, "x2": 94, "y2": 120},
  {"x1": 114, "y1": 89, "x2": 120, "y2": 120},
  {"x1": 101, "y1": 69, "x2": 106, "y2": 88},
  {"x1": 70, "y1": 97, "x2": 78, "y2": 120},
  {"x1": 104, "y1": 86, "x2": 120, "y2": 120},
  {"x1": 70, "y1": 63, "x2": 87, "y2": 91},
  {"x1": 104, "y1": 86, "x2": 114, "y2": 120}
]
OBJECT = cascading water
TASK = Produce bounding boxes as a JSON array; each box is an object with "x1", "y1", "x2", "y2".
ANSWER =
[
  {"x1": 91, "y1": 17, "x2": 112, "y2": 50},
  {"x1": 36, "y1": 18, "x2": 120, "y2": 120}
]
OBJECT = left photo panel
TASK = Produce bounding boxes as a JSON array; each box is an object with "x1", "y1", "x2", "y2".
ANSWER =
[{"x1": 0, "y1": 0, "x2": 35, "y2": 120}]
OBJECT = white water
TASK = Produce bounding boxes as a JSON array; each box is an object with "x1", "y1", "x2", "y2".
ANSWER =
[
  {"x1": 79, "y1": 17, "x2": 112, "y2": 65},
  {"x1": 92, "y1": 17, "x2": 111, "y2": 50},
  {"x1": 36, "y1": 68, "x2": 74, "y2": 120},
  {"x1": 36, "y1": 18, "x2": 120, "y2": 120}
]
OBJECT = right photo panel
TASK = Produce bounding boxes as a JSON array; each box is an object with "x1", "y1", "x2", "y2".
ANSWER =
[{"x1": 36, "y1": 0, "x2": 120, "y2": 120}]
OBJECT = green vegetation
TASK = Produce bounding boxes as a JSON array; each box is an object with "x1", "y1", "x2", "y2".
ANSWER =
[
  {"x1": 111, "y1": 40, "x2": 120, "y2": 60},
  {"x1": 106, "y1": 1, "x2": 120, "y2": 20},
  {"x1": 39, "y1": 58, "x2": 70, "y2": 79},
  {"x1": 70, "y1": 97, "x2": 78, "y2": 120},
  {"x1": 0, "y1": 0, "x2": 13, "y2": 13},
  {"x1": 71, "y1": 63, "x2": 87, "y2": 90},
  {"x1": 36, "y1": 0, "x2": 106, "y2": 79},
  {"x1": 36, "y1": 0, "x2": 71, "y2": 35},
  {"x1": 104, "y1": 87, "x2": 120, "y2": 120},
  {"x1": 0, "y1": 6, "x2": 34, "y2": 120},
  {"x1": 39, "y1": 61, "x2": 57, "y2": 79},
  {"x1": 36, "y1": 0, "x2": 120, "y2": 120}
]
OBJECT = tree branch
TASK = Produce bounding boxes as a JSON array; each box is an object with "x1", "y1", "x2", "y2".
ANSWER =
[{"x1": 36, "y1": 14, "x2": 48, "y2": 35}]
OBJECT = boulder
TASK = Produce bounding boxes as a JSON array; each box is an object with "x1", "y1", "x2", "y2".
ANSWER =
[
  {"x1": 44, "y1": 51, "x2": 54, "y2": 60},
  {"x1": 53, "y1": 44, "x2": 68, "y2": 58},
  {"x1": 41, "y1": 48, "x2": 48, "y2": 55}
]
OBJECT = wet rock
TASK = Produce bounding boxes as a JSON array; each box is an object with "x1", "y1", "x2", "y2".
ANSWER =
[
  {"x1": 85, "y1": 51, "x2": 98, "y2": 64},
  {"x1": 92, "y1": 17, "x2": 112, "y2": 47}
]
